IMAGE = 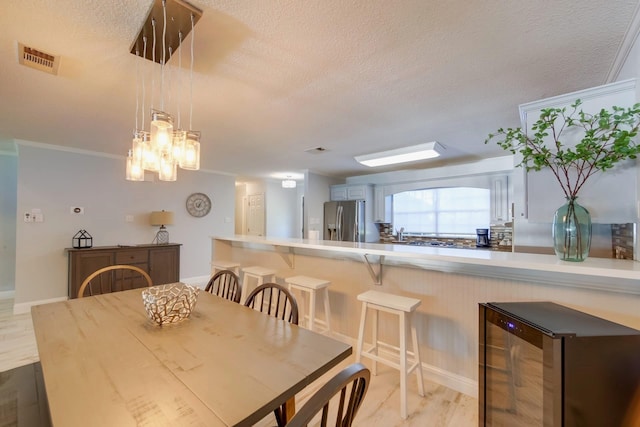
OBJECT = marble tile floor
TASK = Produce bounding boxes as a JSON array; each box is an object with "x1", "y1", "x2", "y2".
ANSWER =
[
  {"x1": 0, "y1": 297, "x2": 478, "y2": 426},
  {"x1": 0, "y1": 298, "x2": 39, "y2": 373}
]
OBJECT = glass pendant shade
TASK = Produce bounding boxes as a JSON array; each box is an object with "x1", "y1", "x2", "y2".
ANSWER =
[
  {"x1": 140, "y1": 132, "x2": 159, "y2": 172},
  {"x1": 132, "y1": 131, "x2": 145, "y2": 162},
  {"x1": 126, "y1": 149, "x2": 144, "y2": 181},
  {"x1": 172, "y1": 130, "x2": 187, "y2": 162},
  {"x1": 180, "y1": 131, "x2": 201, "y2": 170},
  {"x1": 150, "y1": 110, "x2": 174, "y2": 153},
  {"x1": 159, "y1": 152, "x2": 177, "y2": 181}
]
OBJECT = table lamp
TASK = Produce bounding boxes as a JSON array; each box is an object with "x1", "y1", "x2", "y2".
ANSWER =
[{"x1": 150, "y1": 210, "x2": 174, "y2": 244}]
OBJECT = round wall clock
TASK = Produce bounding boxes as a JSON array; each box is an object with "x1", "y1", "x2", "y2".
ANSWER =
[{"x1": 186, "y1": 192, "x2": 212, "y2": 217}]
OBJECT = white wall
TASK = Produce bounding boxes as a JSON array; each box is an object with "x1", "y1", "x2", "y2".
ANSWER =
[
  {"x1": 234, "y1": 183, "x2": 246, "y2": 234},
  {"x1": 265, "y1": 180, "x2": 299, "y2": 238},
  {"x1": 304, "y1": 172, "x2": 342, "y2": 238},
  {"x1": 0, "y1": 146, "x2": 17, "y2": 294},
  {"x1": 14, "y1": 141, "x2": 235, "y2": 307}
]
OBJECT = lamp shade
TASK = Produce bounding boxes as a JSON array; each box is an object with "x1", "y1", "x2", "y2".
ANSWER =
[
  {"x1": 150, "y1": 210, "x2": 174, "y2": 226},
  {"x1": 354, "y1": 141, "x2": 444, "y2": 167}
]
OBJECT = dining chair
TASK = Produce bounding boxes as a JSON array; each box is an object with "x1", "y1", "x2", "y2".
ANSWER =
[
  {"x1": 204, "y1": 269, "x2": 242, "y2": 303},
  {"x1": 244, "y1": 282, "x2": 300, "y2": 426},
  {"x1": 285, "y1": 362, "x2": 370, "y2": 427},
  {"x1": 77, "y1": 264, "x2": 153, "y2": 298},
  {"x1": 244, "y1": 282, "x2": 299, "y2": 325}
]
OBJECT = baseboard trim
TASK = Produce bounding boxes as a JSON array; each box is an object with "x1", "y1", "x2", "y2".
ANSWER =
[
  {"x1": 13, "y1": 296, "x2": 68, "y2": 315},
  {"x1": 330, "y1": 331, "x2": 477, "y2": 398}
]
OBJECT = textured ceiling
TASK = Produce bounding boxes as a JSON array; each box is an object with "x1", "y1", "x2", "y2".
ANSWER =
[{"x1": 1, "y1": 0, "x2": 639, "y2": 181}]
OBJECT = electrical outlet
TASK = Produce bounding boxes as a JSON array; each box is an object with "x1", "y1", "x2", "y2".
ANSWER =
[
  {"x1": 70, "y1": 207, "x2": 84, "y2": 215},
  {"x1": 24, "y1": 212, "x2": 34, "y2": 222},
  {"x1": 34, "y1": 213, "x2": 44, "y2": 222},
  {"x1": 125, "y1": 215, "x2": 134, "y2": 222}
]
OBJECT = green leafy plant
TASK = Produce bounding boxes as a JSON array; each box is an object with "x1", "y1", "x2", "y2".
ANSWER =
[{"x1": 485, "y1": 99, "x2": 640, "y2": 199}]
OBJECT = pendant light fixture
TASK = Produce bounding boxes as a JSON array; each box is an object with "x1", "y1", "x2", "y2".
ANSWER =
[
  {"x1": 282, "y1": 177, "x2": 296, "y2": 188},
  {"x1": 126, "y1": 0, "x2": 203, "y2": 182}
]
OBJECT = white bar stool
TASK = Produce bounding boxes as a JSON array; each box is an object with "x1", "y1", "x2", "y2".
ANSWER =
[
  {"x1": 355, "y1": 290, "x2": 425, "y2": 419},
  {"x1": 240, "y1": 266, "x2": 276, "y2": 304},
  {"x1": 211, "y1": 260, "x2": 241, "y2": 276},
  {"x1": 285, "y1": 275, "x2": 332, "y2": 334}
]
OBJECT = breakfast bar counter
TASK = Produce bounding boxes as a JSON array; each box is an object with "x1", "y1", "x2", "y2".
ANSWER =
[
  {"x1": 211, "y1": 235, "x2": 640, "y2": 397},
  {"x1": 213, "y1": 235, "x2": 640, "y2": 292}
]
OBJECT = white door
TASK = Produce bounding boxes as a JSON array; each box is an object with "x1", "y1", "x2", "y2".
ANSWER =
[{"x1": 247, "y1": 193, "x2": 265, "y2": 236}]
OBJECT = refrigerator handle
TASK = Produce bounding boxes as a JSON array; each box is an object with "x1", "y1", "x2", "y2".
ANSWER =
[
  {"x1": 336, "y1": 205, "x2": 343, "y2": 241},
  {"x1": 354, "y1": 206, "x2": 359, "y2": 241}
]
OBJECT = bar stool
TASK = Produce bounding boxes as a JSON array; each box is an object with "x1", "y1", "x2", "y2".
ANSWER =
[
  {"x1": 240, "y1": 266, "x2": 276, "y2": 304},
  {"x1": 355, "y1": 290, "x2": 425, "y2": 419},
  {"x1": 211, "y1": 260, "x2": 241, "y2": 276},
  {"x1": 285, "y1": 275, "x2": 332, "y2": 334}
]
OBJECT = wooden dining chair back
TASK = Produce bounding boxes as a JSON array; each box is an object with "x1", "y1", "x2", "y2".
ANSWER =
[
  {"x1": 205, "y1": 269, "x2": 242, "y2": 303},
  {"x1": 244, "y1": 282, "x2": 299, "y2": 325},
  {"x1": 77, "y1": 265, "x2": 153, "y2": 298},
  {"x1": 285, "y1": 363, "x2": 370, "y2": 427}
]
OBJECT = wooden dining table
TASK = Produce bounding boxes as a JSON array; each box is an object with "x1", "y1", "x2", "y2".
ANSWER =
[{"x1": 31, "y1": 285, "x2": 352, "y2": 426}]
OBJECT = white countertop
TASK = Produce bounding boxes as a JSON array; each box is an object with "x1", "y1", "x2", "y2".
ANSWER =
[{"x1": 213, "y1": 235, "x2": 640, "y2": 293}]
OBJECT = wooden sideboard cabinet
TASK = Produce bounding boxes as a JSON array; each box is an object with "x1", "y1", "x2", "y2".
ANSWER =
[{"x1": 67, "y1": 244, "x2": 181, "y2": 299}]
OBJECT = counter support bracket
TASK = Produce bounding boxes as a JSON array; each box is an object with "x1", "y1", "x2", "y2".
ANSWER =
[
  {"x1": 362, "y1": 254, "x2": 384, "y2": 286},
  {"x1": 274, "y1": 245, "x2": 295, "y2": 269}
]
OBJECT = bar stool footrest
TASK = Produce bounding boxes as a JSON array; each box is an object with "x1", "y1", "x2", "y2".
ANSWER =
[{"x1": 361, "y1": 345, "x2": 421, "y2": 374}]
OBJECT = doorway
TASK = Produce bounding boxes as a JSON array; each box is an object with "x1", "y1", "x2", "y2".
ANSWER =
[{"x1": 246, "y1": 193, "x2": 265, "y2": 236}]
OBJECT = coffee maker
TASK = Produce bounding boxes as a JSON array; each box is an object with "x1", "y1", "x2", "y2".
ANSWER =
[{"x1": 476, "y1": 228, "x2": 490, "y2": 247}]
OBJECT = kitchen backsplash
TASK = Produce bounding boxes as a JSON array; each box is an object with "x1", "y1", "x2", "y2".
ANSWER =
[
  {"x1": 377, "y1": 223, "x2": 513, "y2": 251},
  {"x1": 378, "y1": 223, "x2": 635, "y2": 259},
  {"x1": 612, "y1": 223, "x2": 635, "y2": 260}
]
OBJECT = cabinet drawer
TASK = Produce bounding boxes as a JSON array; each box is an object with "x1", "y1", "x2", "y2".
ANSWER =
[{"x1": 115, "y1": 250, "x2": 148, "y2": 264}]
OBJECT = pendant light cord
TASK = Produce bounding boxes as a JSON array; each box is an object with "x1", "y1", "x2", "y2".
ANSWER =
[
  {"x1": 177, "y1": 32, "x2": 183, "y2": 129},
  {"x1": 151, "y1": 18, "x2": 156, "y2": 113},
  {"x1": 142, "y1": 36, "x2": 147, "y2": 130},
  {"x1": 135, "y1": 49, "x2": 139, "y2": 132},
  {"x1": 189, "y1": 13, "x2": 195, "y2": 130},
  {"x1": 160, "y1": 0, "x2": 167, "y2": 111}
]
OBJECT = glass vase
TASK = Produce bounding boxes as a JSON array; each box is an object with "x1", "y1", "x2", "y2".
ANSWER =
[{"x1": 552, "y1": 197, "x2": 592, "y2": 262}]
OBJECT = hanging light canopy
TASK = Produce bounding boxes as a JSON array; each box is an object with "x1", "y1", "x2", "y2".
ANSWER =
[{"x1": 126, "y1": 0, "x2": 203, "y2": 182}]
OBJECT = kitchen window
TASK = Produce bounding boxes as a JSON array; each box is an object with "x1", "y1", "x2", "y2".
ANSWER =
[{"x1": 393, "y1": 187, "x2": 490, "y2": 236}]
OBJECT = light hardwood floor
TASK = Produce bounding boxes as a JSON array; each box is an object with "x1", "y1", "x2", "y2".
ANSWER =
[{"x1": 0, "y1": 297, "x2": 478, "y2": 426}]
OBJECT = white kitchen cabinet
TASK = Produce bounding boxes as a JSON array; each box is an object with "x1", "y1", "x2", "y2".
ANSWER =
[
  {"x1": 373, "y1": 186, "x2": 392, "y2": 223},
  {"x1": 330, "y1": 184, "x2": 370, "y2": 201},
  {"x1": 330, "y1": 185, "x2": 348, "y2": 200},
  {"x1": 519, "y1": 78, "x2": 639, "y2": 223},
  {"x1": 490, "y1": 176, "x2": 510, "y2": 224}
]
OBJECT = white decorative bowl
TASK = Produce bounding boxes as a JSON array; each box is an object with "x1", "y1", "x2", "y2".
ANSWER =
[{"x1": 142, "y1": 283, "x2": 199, "y2": 326}]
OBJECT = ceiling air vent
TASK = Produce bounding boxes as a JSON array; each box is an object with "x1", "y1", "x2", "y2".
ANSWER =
[
  {"x1": 305, "y1": 147, "x2": 329, "y2": 154},
  {"x1": 18, "y1": 42, "x2": 60, "y2": 75}
]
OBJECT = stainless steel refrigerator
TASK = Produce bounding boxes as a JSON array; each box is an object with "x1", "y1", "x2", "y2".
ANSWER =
[{"x1": 324, "y1": 200, "x2": 366, "y2": 242}]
